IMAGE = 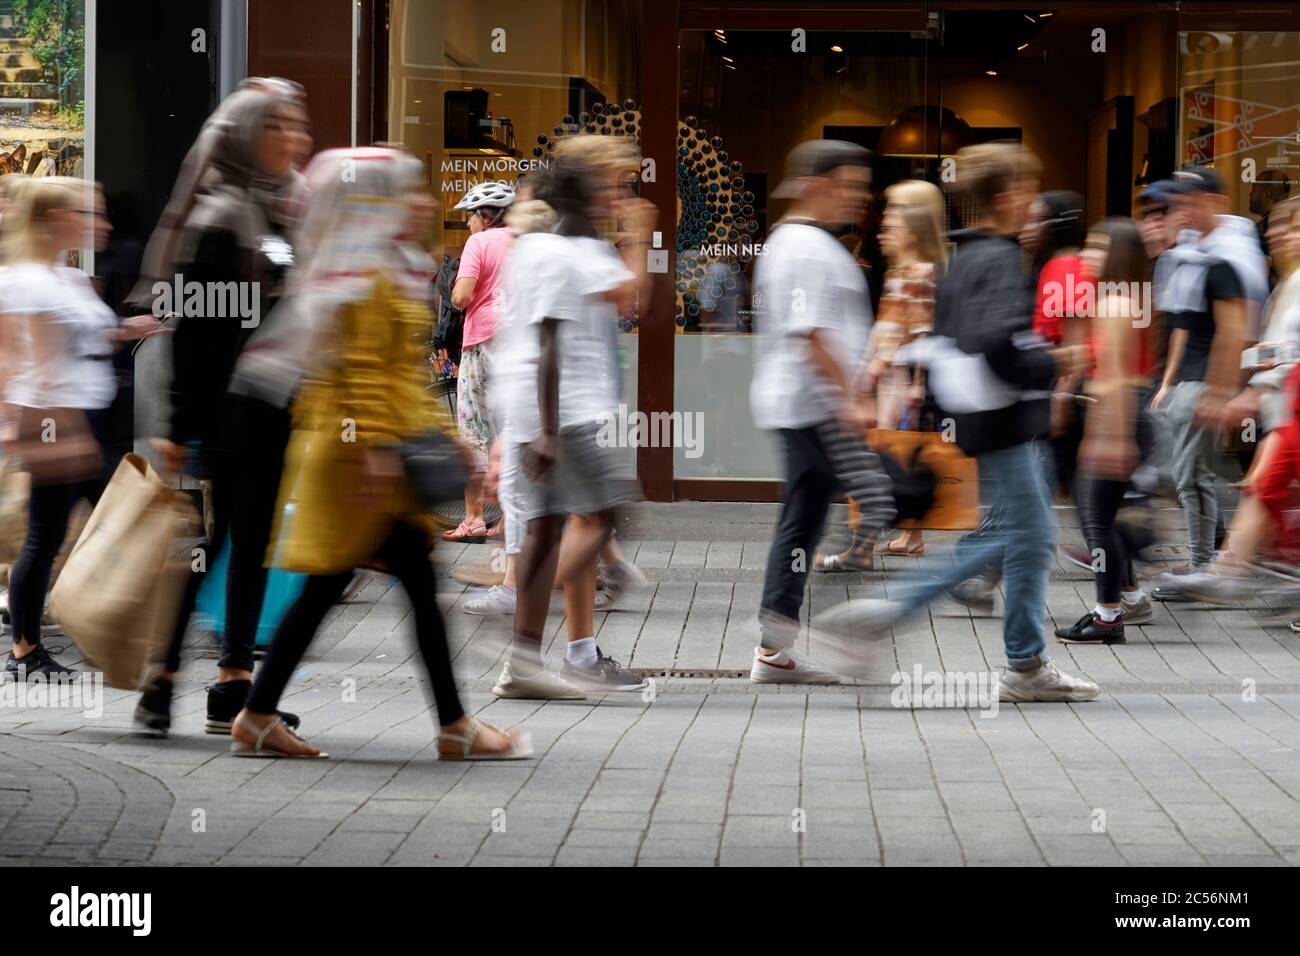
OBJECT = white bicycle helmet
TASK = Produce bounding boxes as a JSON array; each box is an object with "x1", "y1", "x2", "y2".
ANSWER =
[{"x1": 454, "y1": 181, "x2": 516, "y2": 211}]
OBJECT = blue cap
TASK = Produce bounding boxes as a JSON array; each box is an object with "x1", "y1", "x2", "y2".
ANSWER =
[
  {"x1": 1138, "y1": 179, "x2": 1177, "y2": 207},
  {"x1": 1171, "y1": 163, "x2": 1225, "y2": 195}
]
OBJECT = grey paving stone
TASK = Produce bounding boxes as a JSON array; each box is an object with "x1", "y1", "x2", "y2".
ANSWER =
[{"x1": 3, "y1": 517, "x2": 1299, "y2": 867}]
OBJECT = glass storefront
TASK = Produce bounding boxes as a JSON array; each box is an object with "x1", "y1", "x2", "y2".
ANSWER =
[
  {"x1": 379, "y1": 1, "x2": 1300, "y2": 499},
  {"x1": 388, "y1": 0, "x2": 643, "y2": 470},
  {"x1": 1178, "y1": 28, "x2": 1300, "y2": 226}
]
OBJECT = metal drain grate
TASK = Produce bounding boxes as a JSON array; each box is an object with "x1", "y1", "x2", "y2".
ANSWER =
[{"x1": 627, "y1": 668, "x2": 750, "y2": 680}]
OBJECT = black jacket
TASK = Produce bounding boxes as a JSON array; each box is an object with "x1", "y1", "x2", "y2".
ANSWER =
[
  {"x1": 932, "y1": 228, "x2": 1056, "y2": 456},
  {"x1": 168, "y1": 226, "x2": 288, "y2": 446}
]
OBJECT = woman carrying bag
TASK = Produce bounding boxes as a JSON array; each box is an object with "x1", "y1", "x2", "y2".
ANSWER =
[
  {"x1": 132, "y1": 83, "x2": 312, "y2": 736},
  {"x1": 229, "y1": 148, "x2": 530, "y2": 760},
  {"x1": 0, "y1": 177, "x2": 164, "y2": 681}
]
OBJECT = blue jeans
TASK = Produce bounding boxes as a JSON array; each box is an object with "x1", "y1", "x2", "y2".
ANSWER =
[{"x1": 894, "y1": 441, "x2": 1057, "y2": 667}]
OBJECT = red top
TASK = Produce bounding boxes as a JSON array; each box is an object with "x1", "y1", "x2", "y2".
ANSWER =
[{"x1": 1032, "y1": 254, "x2": 1092, "y2": 345}]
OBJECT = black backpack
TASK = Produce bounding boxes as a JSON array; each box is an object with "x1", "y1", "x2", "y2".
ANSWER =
[{"x1": 434, "y1": 254, "x2": 465, "y2": 365}]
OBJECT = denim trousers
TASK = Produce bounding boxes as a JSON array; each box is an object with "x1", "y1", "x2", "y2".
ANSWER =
[{"x1": 895, "y1": 440, "x2": 1057, "y2": 666}]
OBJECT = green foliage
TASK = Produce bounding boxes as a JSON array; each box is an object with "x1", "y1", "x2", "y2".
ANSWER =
[{"x1": 13, "y1": 0, "x2": 85, "y2": 112}]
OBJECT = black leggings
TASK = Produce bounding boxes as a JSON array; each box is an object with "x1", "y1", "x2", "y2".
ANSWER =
[
  {"x1": 247, "y1": 520, "x2": 465, "y2": 726},
  {"x1": 163, "y1": 394, "x2": 290, "y2": 674},
  {"x1": 8, "y1": 407, "x2": 114, "y2": 648},
  {"x1": 1078, "y1": 402, "x2": 1154, "y2": 605},
  {"x1": 1079, "y1": 473, "x2": 1139, "y2": 604}
]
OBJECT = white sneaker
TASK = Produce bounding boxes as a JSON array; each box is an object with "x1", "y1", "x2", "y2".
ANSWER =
[
  {"x1": 596, "y1": 560, "x2": 650, "y2": 610},
  {"x1": 811, "y1": 598, "x2": 905, "y2": 639},
  {"x1": 802, "y1": 599, "x2": 903, "y2": 681},
  {"x1": 491, "y1": 661, "x2": 587, "y2": 700},
  {"x1": 750, "y1": 647, "x2": 842, "y2": 685},
  {"x1": 997, "y1": 660, "x2": 1101, "y2": 703},
  {"x1": 464, "y1": 585, "x2": 516, "y2": 617},
  {"x1": 0, "y1": 590, "x2": 62, "y2": 637}
]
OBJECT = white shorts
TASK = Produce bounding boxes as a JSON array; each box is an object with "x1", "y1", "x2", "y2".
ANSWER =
[{"x1": 497, "y1": 430, "x2": 526, "y2": 556}]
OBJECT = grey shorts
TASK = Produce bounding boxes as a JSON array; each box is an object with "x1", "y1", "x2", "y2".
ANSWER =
[{"x1": 514, "y1": 422, "x2": 639, "y2": 521}]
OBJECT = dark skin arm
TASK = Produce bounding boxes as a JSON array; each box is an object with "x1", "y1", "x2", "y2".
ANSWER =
[{"x1": 523, "y1": 318, "x2": 561, "y2": 482}]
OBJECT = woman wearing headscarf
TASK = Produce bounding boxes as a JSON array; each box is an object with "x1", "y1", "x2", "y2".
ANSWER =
[
  {"x1": 134, "y1": 83, "x2": 313, "y2": 737},
  {"x1": 227, "y1": 147, "x2": 530, "y2": 759}
]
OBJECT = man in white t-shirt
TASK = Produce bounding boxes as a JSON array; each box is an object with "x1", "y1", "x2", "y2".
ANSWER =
[{"x1": 749, "y1": 140, "x2": 897, "y2": 684}]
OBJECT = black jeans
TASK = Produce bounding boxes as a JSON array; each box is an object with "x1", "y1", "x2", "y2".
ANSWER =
[
  {"x1": 8, "y1": 406, "x2": 114, "y2": 648},
  {"x1": 247, "y1": 521, "x2": 465, "y2": 726},
  {"x1": 1078, "y1": 401, "x2": 1154, "y2": 604},
  {"x1": 163, "y1": 394, "x2": 290, "y2": 674},
  {"x1": 760, "y1": 426, "x2": 844, "y2": 623}
]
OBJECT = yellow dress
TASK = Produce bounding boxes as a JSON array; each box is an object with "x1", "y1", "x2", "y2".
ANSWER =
[{"x1": 272, "y1": 274, "x2": 454, "y2": 575}]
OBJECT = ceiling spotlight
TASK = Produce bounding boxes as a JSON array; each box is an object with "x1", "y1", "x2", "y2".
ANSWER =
[
  {"x1": 1040, "y1": 11, "x2": 1054, "y2": 16},
  {"x1": 1017, "y1": 43, "x2": 1029, "y2": 51},
  {"x1": 1024, "y1": 14, "x2": 1036, "y2": 22},
  {"x1": 985, "y1": 68, "x2": 998, "y2": 76},
  {"x1": 831, "y1": 44, "x2": 843, "y2": 53}
]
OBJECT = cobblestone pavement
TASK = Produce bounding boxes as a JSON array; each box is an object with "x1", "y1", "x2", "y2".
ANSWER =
[{"x1": 2, "y1": 503, "x2": 1299, "y2": 866}]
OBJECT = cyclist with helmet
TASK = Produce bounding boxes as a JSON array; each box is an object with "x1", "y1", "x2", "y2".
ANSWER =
[{"x1": 445, "y1": 180, "x2": 516, "y2": 543}]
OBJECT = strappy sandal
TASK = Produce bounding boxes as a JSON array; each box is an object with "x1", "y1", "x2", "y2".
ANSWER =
[
  {"x1": 814, "y1": 551, "x2": 873, "y2": 573},
  {"x1": 437, "y1": 716, "x2": 534, "y2": 761},
  {"x1": 442, "y1": 518, "x2": 488, "y2": 543},
  {"x1": 876, "y1": 536, "x2": 925, "y2": 556},
  {"x1": 230, "y1": 714, "x2": 328, "y2": 759}
]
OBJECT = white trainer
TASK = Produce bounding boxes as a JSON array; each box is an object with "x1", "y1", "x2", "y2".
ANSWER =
[
  {"x1": 491, "y1": 661, "x2": 587, "y2": 700},
  {"x1": 997, "y1": 659, "x2": 1101, "y2": 703},
  {"x1": 750, "y1": 647, "x2": 842, "y2": 685},
  {"x1": 464, "y1": 585, "x2": 516, "y2": 617}
]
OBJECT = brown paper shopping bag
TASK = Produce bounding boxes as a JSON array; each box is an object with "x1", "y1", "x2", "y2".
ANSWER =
[
  {"x1": 866, "y1": 429, "x2": 980, "y2": 531},
  {"x1": 49, "y1": 454, "x2": 192, "y2": 689},
  {"x1": 0, "y1": 461, "x2": 29, "y2": 565}
]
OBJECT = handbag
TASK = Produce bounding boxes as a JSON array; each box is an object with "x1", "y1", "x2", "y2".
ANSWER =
[
  {"x1": 867, "y1": 428, "x2": 980, "y2": 530},
  {"x1": 6, "y1": 406, "x2": 103, "y2": 487},
  {"x1": 398, "y1": 430, "x2": 470, "y2": 510}
]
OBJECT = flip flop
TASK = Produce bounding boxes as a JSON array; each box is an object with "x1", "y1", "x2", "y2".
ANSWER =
[{"x1": 442, "y1": 518, "x2": 487, "y2": 543}]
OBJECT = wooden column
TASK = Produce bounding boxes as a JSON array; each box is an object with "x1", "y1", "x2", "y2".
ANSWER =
[{"x1": 637, "y1": 0, "x2": 680, "y2": 501}]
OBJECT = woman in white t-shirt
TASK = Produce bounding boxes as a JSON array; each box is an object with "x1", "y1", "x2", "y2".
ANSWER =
[
  {"x1": 0, "y1": 177, "x2": 162, "y2": 681},
  {"x1": 492, "y1": 140, "x2": 657, "y2": 699}
]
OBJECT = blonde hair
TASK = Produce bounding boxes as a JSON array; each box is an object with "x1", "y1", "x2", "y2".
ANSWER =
[
  {"x1": 505, "y1": 198, "x2": 558, "y2": 235},
  {"x1": 1, "y1": 176, "x2": 95, "y2": 263},
  {"x1": 551, "y1": 133, "x2": 640, "y2": 174},
  {"x1": 885, "y1": 179, "x2": 947, "y2": 266},
  {"x1": 948, "y1": 143, "x2": 1041, "y2": 216}
]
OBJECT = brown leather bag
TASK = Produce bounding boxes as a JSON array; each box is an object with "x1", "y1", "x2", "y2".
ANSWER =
[{"x1": 6, "y1": 406, "x2": 103, "y2": 487}]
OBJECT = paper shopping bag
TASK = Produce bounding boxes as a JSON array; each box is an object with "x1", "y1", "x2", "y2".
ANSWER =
[
  {"x1": 867, "y1": 429, "x2": 980, "y2": 531},
  {"x1": 49, "y1": 454, "x2": 191, "y2": 689},
  {"x1": 0, "y1": 461, "x2": 29, "y2": 565}
]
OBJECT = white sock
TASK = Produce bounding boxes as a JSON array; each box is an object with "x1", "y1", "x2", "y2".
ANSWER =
[
  {"x1": 566, "y1": 637, "x2": 598, "y2": 667},
  {"x1": 1122, "y1": 589, "x2": 1144, "y2": 604},
  {"x1": 499, "y1": 584, "x2": 515, "y2": 597},
  {"x1": 1095, "y1": 605, "x2": 1121, "y2": 623}
]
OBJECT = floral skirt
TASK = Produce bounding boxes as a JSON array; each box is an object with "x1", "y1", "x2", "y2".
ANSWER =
[{"x1": 456, "y1": 343, "x2": 495, "y2": 465}]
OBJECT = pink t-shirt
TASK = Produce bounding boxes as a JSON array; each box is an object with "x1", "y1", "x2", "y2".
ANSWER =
[{"x1": 457, "y1": 226, "x2": 515, "y2": 349}]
